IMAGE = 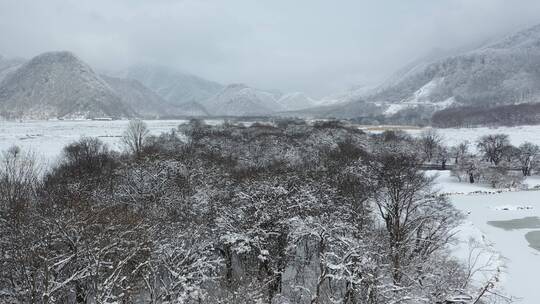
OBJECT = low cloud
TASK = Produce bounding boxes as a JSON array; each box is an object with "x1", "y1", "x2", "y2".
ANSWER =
[{"x1": 1, "y1": 0, "x2": 540, "y2": 97}]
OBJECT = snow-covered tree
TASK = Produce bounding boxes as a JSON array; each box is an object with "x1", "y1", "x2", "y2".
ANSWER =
[
  {"x1": 419, "y1": 129, "x2": 443, "y2": 162},
  {"x1": 516, "y1": 142, "x2": 540, "y2": 176}
]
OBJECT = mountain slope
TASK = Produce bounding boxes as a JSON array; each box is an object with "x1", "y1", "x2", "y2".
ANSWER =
[
  {"x1": 171, "y1": 101, "x2": 209, "y2": 117},
  {"x1": 118, "y1": 65, "x2": 223, "y2": 105},
  {"x1": 369, "y1": 24, "x2": 540, "y2": 117},
  {"x1": 0, "y1": 55, "x2": 25, "y2": 83},
  {"x1": 289, "y1": 25, "x2": 540, "y2": 125},
  {"x1": 203, "y1": 84, "x2": 284, "y2": 116},
  {"x1": 276, "y1": 92, "x2": 317, "y2": 111},
  {"x1": 280, "y1": 99, "x2": 384, "y2": 119},
  {"x1": 0, "y1": 51, "x2": 134, "y2": 119},
  {"x1": 102, "y1": 75, "x2": 182, "y2": 118}
]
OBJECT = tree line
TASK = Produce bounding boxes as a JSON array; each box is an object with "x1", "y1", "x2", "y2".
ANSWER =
[{"x1": 414, "y1": 129, "x2": 539, "y2": 188}]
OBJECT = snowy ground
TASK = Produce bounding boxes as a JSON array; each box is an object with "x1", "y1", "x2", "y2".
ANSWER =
[
  {"x1": 362, "y1": 125, "x2": 540, "y2": 152},
  {"x1": 0, "y1": 120, "x2": 191, "y2": 162},
  {"x1": 409, "y1": 125, "x2": 540, "y2": 151},
  {"x1": 431, "y1": 171, "x2": 540, "y2": 304},
  {"x1": 0, "y1": 119, "x2": 234, "y2": 165}
]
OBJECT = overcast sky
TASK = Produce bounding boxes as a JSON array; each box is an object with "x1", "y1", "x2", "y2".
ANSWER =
[{"x1": 1, "y1": 0, "x2": 540, "y2": 97}]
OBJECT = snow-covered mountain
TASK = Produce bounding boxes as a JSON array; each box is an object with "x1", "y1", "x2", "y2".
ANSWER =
[
  {"x1": 0, "y1": 51, "x2": 321, "y2": 119},
  {"x1": 0, "y1": 51, "x2": 134, "y2": 120},
  {"x1": 0, "y1": 52, "x2": 211, "y2": 120},
  {"x1": 101, "y1": 75, "x2": 190, "y2": 118},
  {"x1": 116, "y1": 65, "x2": 223, "y2": 106},
  {"x1": 316, "y1": 85, "x2": 376, "y2": 107},
  {"x1": 102, "y1": 75, "x2": 209, "y2": 118},
  {"x1": 276, "y1": 92, "x2": 317, "y2": 111},
  {"x1": 292, "y1": 23, "x2": 540, "y2": 124},
  {"x1": 202, "y1": 83, "x2": 285, "y2": 116},
  {"x1": 368, "y1": 23, "x2": 540, "y2": 117}
]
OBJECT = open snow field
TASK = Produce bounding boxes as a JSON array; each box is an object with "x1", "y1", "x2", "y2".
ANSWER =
[
  {"x1": 431, "y1": 171, "x2": 540, "y2": 304},
  {"x1": 363, "y1": 125, "x2": 540, "y2": 151},
  {"x1": 410, "y1": 125, "x2": 540, "y2": 150},
  {"x1": 0, "y1": 120, "x2": 215, "y2": 165}
]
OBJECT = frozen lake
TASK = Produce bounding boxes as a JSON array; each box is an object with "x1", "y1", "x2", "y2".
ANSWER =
[
  {"x1": 432, "y1": 171, "x2": 540, "y2": 304},
  {"x1": 452, "y1": 191, "x2": 540, "y2": 304}
]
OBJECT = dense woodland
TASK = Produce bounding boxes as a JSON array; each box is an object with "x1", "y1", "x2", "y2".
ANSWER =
[{"x1": 1, "y1": 119, "x2": 528, "y2": 304}]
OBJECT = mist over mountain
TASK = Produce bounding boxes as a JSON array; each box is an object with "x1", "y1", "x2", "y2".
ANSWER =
[
  {"x1": 290, "y1": 23, "x2": 540, "y2": 126},
  {"x1": 101, "y1": 75, "x2": 184, "y2": 118},
  {"x1": 102, "y1": 75, "x2": 208, "y2": 118},
  {"x1": 0, "y1": 51, "x2": 321, "y2": 119},
  {"x1": 116, "y1": 65, "x2": 223, "y2": 106},
  {"x1": 372, "y1": 25, "x2": 540, "y2": 107},
  {"x1": 276, "y1": 92, "x2": 317, "y2": 111},
  {"x1": 201, "y1": 84, "x2": 284, "y2": 116},
  {"x1": 3, "y1": 23, "x2": 540, "y2": 124},
  {"x1": 117, "y1": 67, "x2": 321, "y2": 116},
  {"x1": 0, "y1": 55, "x2": 25, "y2": 83},
  {"x1": 0, "y1": 52, "x2": 215, "y2": 120}
]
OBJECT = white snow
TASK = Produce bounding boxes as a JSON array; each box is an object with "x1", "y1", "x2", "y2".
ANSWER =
[
  {"x1": 437, "y1": 96, "x2": 456, "y2": 108},
  {"x1": 0, "y1": 120, "x2": 212, "y2": 164},
  {"x1": 492, "y1": 205, "x2": 533, "y2": 211},
  {"x1": 408, "y1": 125, "x2": 540, "y2": 151},
  {"x1": 432, "y1": 170, "x2": 540, "y2": 303},
  {"x1": 382, "y1": 78, "x2": 456, "y2": 116},
  {"x1": 383, "y1": 103, "x2": 409, "y2": 115},
  {"x1": 407, "y1": 77, "x2": 444, "y2": 103}
]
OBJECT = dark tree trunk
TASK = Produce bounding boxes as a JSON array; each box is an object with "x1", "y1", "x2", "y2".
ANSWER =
[{"x1": 76, "y1": 281, "x2": 86, "y2": 303}]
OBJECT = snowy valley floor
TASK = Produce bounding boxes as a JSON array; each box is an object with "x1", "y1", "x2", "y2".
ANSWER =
[{"x1": 431, "y1": 171, "x2": 540, "y2": 304}]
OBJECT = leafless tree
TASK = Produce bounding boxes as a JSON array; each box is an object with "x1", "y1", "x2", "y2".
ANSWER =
[
  {"x1": 450, "y1": 140, "x2": 470, "y2": 164},
  {"x1": 0, "y1": 145, "x2": 41, "y2": 212},
  {"x1": 367, "y1": 150, "x2": 461, "y2": 287},
  {"x1": 419, "y1": 129, "x2": 442, "y2": 162},
  {"x1": 436, "y1": 145, "x2": 450, "y2": 170},
  {"x1": 477, "y1": 134, "x2": 510, "y2": 165},
  {"x1": 517, "y1": 142, "x2": 540, "y2": 176},
  {"x1": 122, "y1": 119, "x2": 150, "y2": 157}
]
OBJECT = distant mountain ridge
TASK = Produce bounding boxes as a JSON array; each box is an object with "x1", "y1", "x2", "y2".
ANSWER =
[
  {"x1": 0, "y1": 51, "x2": 320, "y2": 119},
  {"x1": 202, "y1": 84, "x2": 283, "y2": 116},
  {"x1": 276, "y1": 92, "x2": 317, "y2": 111},
  {"x1": 374, "y1": 23, "x2": 540, "y2": 118},
  {"x1": 116, "y1": 65, "x2": 223, "y2": 106},
  {"x1": 100, "y1": 75, "x2": 196, "y2": 118},
  {"x1": 0, "y1": 52, "x2": 217, "y2": 120}
]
